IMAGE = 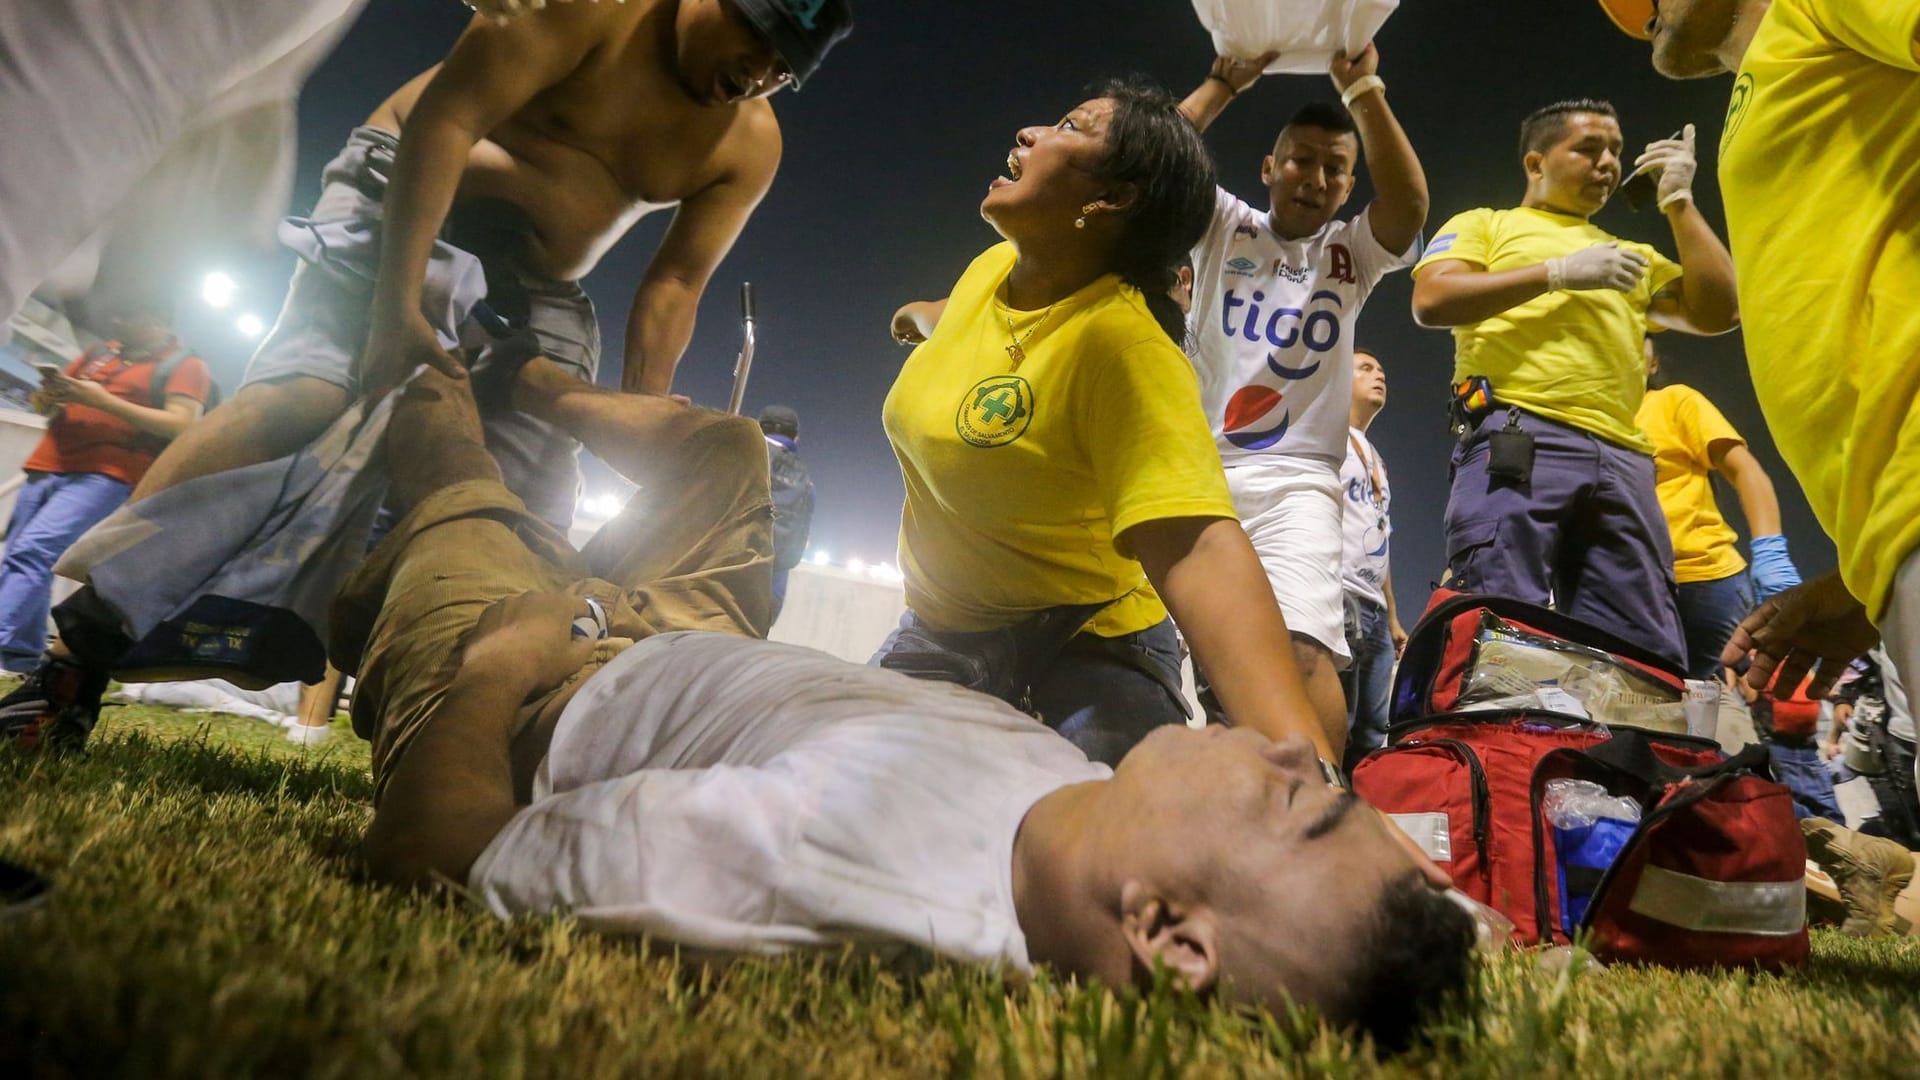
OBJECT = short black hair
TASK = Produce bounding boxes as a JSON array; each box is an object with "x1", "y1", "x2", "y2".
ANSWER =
[
  {"x1": 1338, "y1": 872, "x2": 1478, "y2": 1055},
  {"x1": 1519, "y1": 99, "x2": 1619, "y2": 161},
  {"x1": 1276, "y1": 102, "x2": 1358, "y2": 153}
]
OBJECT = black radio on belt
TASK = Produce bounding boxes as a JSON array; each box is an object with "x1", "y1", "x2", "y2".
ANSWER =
[
  {"x1": 1487, "y1": 407, "x2": 1536, "y2": 485},
  {"x1": 1449, "y1": 379, "x2": 1535, "y2": 484}
]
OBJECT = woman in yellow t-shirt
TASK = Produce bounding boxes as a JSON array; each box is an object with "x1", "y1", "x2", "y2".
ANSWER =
[{"x1": 879, "y1": 78, "x2": 1331, "y2": 768}]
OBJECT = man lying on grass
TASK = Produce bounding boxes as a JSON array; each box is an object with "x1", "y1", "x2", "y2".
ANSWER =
[{"x1": 343, "y1": 362, "x2": 1476, "y2": 1053}]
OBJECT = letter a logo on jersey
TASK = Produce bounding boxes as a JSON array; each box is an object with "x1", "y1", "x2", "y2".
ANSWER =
[{"x1": 1327, "y1": 244, "x2": 1355, "y2": 285}]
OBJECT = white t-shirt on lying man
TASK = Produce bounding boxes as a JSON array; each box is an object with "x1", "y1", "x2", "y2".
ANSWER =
[{"x1": 470, "y1": 632, "x2": 1110, "y2": 968}]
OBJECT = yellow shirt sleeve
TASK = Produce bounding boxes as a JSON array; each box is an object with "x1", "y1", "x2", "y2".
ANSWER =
[
  {"x1": 1413, "y1": 208, "x2": 1491, "y2": 276},
  {"x1": 1077, "y1": 332, "x2": 1237, "y2": 553},
  {"x1": 1674, "y1": 385, "x2": 1746, "y2": 468},
  {"x1": 1805, "y1": 0, "x2": 1920, "y2": 70},
  {"x1": 1648, "y1": 246, "x2": 1683, "y2": 298}
]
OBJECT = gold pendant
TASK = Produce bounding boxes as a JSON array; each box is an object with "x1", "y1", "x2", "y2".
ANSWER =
[{"x1": 1005, "y1": 342, "x2": 1025, "y2": 364}]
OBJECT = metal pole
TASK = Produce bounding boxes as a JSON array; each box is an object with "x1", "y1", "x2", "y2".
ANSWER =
[{"x1": 727, "y1": 281, "x2": 756, "y2": 415}]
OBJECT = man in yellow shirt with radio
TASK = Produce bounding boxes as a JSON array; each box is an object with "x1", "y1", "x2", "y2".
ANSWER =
[{"x1": 1410, "y1": 97, "x2": 1740, "y2": 668}]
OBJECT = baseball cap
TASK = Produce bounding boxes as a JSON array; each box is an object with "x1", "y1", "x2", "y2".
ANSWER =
[
  {"x1": 1596, "y1": 0, "x2": 1655, "y2": 40},
  {"x1": 733, "y1": 0, "x2": 854, "y2": 89},
  {"x1": 758, "y1": 404, "x2": 800, "y2": 434}
]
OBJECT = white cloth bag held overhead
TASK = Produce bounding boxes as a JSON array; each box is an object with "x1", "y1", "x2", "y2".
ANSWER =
[{"x1": 1191, "y1": 0, "x2": 1402, "y2": 74}]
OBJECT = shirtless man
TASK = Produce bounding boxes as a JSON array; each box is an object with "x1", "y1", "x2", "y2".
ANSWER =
[
  {"x1": 137, "y1": 0, "x2": 855, "y2": 520},
  {"x1": 0, "y1": 0, "x2": 854, "y2": 753}
]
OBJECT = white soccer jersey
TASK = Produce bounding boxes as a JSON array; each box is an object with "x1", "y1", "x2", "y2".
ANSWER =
[
  {"x1": 1188, "y1": 189, "x2": 1416, "y2": 469},
  {"x1": 1340, "y1": 427, "x2": 1392, "y2": 609}
]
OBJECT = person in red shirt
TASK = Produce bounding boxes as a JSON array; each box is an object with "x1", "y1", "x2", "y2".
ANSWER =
[
  {"x1": 0, "y1": 301, "x2": 209, "y2": 671},
  {"x1": 1737, "y1": 666, "x2": 1845, "y2": 822}
]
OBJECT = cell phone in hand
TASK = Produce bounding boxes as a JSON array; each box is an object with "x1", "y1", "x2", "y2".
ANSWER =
[
  {"x1": 1622, "y1": 129, "x2": 1685, "y2": 212},
  {"x1": 32, "y1": 361, "x2": 66, "y2": 380}
]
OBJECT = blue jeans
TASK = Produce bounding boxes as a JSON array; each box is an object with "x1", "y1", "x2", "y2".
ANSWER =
[
  {"x1": 1444, "y1": 408, "x2": 1687, "y2": 669},
  {"x1": 1770, "y1": 741, "x2": 1845, "y2": 822},
  {"x1": 1027, "y1": 620, "x2": 1188, "y2": 767},
  {"x1": 1675, "y1": 570, "x2": 1754, "y2": 680},
  {"x1": 1340, "y1": 595, "x2": 1394, "y2": 773},
  {"x1": 873, "y1": 610, "x2": 1188, "y2": 767},
  {"x1": 0, "y1": 471, "x2": 131, "y2": 670}
]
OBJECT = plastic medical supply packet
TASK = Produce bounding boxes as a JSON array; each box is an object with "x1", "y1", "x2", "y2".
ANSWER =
[
  {"x1": 1444, "y1": 888, "x2": 1517, "y2": 954},
  {"x1": 1455, "y1": 620, "x2": 1687, "y2": 733},
  {"x1": 1542, "y1": 779, "x2": 1643, "y2": 934}
]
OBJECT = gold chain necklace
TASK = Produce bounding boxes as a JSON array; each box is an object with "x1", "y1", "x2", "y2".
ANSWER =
[{"x1": 1003, "y1": 305, "x2": 1056, "y2": 365}]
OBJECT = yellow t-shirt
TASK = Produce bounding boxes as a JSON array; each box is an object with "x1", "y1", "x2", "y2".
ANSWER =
[
  {"x1": 1412, "y1": 206, "x2": 1683, "y2": 453},
  {"x1": 1718, "y1": 0, "x2": 1920, "y2": 619},
  {"x1": 1636, "y1": 384, "x2": 1748, "y2": 584},
  {"x1": 883, "y1": 242, "x2": 1237, "y2": 637}
]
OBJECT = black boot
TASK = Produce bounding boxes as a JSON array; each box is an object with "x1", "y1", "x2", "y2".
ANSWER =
[{"x1": 0, "y1": 653, "x2": 109, "y2": 754}]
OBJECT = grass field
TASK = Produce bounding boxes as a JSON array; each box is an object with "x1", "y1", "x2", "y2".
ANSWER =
[{"x1": 4, "y1": 689, "x2": 1919, "y2": 1079}]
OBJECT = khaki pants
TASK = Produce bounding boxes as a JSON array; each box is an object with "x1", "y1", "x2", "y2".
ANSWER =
[{"x1": 329, "y1": 391, "x2": 773, "y2": 801}]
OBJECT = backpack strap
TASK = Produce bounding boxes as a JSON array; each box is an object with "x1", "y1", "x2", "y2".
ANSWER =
[
  {"x1": 147, "y1": 347, "x2": 220, "y2": 410},
  {"x1": 148, "y1": 347, "x2": 188, "y2": 409}
]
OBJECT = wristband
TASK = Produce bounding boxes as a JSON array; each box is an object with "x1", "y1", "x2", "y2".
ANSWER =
[
  {"x1": 1545, "y1": 257, "x2": 1566, "y2": 292},
  {"x1": 1207, "y1": 72, "x2": 1241, "y2": 97},
  {"x1": 1340, "y1": 75, "x2": 1385, "y2": 108},
  {"x1": 570, "y1": 596, "x2": 610, "y2": 641}
]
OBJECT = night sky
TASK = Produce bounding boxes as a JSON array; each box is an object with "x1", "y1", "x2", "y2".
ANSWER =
[{"x1": 175, "y1": 0, "x2": 1836, "y2": 620}]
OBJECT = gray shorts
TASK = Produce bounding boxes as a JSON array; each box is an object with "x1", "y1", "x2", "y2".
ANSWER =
[{"x1": 243, "y1": 126, "x2": 600, "y2": 531}]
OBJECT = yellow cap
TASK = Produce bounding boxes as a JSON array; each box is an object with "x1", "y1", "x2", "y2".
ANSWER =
[{"x1": 1596, "y1": 0, "x2": 1654, "y2": 39}]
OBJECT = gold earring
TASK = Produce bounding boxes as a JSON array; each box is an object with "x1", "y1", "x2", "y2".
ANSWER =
[
  {"x1": 1074, "y1": 216, "x2": 1086, "y2": 229},
  {"x1": 1075, "y1": 202, "x2": 1097, "y2": 229}
]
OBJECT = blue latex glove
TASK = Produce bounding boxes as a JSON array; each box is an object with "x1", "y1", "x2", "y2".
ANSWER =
[{"x1": 1749, "y1": 534, "x2": 1802, "y2": 602}]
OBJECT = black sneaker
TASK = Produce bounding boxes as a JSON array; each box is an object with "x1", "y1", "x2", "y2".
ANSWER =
[{"x1": 0, "y1": 655, "x2": 108, "y2": 754}]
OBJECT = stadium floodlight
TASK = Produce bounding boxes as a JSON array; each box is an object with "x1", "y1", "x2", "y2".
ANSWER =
[
  {"x1": 809, "y1": 549, "x2": 830, "y2": 566},
  {"x1": 578, "y1": 493, "x2": 624, "y2": 520},
  {"x1": 235, "y1": 313, "x2": 265, "y2": 338},
  {"x1": 202, "y1": 272, "x2": 237, "y2": 310},
  {"x1": 847, "y1": 557, "x2": 866, "y2": 575}
]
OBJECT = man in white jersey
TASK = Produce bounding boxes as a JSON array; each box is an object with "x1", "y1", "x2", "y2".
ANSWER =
[
  {"x1": 1179, "y1": 44, "x2": 1428, "y2": 752},
  {"x1": 352, "y1": 367, "x2": 1476, "y2": 1053},
  {"x1": 1338, "y1": 350, "x2": 1406, "y2": 771}
]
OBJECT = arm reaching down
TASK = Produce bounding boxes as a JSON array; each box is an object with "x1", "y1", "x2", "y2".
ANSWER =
[
  {"x1": 1721, "y1": 572, "x2": 1878, "y2": 699},
  {"x1": 623, "y1": 130, "x2": 781, "y2": 395},
  {"x1": 1125, "y1": 515, "x2": 1335, "y2": 759},
  {"x1": 1711, "y1": 441, "x2": 1801, "y2": 600},
  {"x1": 362, "y1": 7, "x2": 615, "y2": 390}
]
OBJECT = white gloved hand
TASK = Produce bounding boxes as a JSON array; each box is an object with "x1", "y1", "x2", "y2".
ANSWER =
[
  {"x1": 1634, "y1": 122, "x2": 1698, "y2": 211},
  {"x1": 1545, "y1": 242, "x2": 1650, "y2": 293}
]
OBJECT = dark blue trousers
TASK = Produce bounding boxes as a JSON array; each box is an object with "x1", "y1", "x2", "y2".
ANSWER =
[{"x1": 1443, "y1": 408, "x2": 1687, "y2": 669}]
